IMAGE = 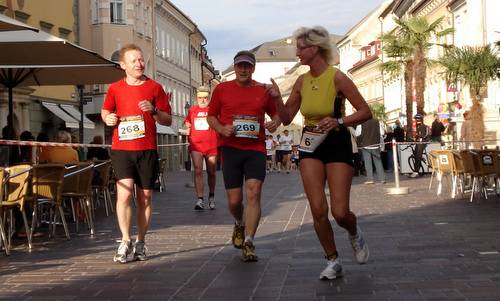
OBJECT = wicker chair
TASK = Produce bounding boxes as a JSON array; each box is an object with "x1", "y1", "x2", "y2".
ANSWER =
[
  {"x1": 29, "y1": 164, "x2": 69, "y2": 239},
  {"x1": 432, "y1": 150, "x2": 459, "y2": 198},
  {"x1": 0, "y1": 164, "x2": 33, "y2": 254},
  {"x1": 62, "y1": 162, "x2": 95, "y2": 235},
  {"x1": 91, "y1": 160, "x2": 113, "y2": 216}
]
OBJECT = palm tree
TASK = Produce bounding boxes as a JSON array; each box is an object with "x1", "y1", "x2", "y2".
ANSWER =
[
  {"x1": 439, "y1": 45, "x2": 500, "y2": 148},
  {"x1": 380, "y1": 16, "x2": 453, "y2": 140}
]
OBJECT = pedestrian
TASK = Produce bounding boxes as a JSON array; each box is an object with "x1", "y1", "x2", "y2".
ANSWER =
[
  {"x1": 393, "y1": 119, "x2": 405, "y2": 142},
  {"x1": 87, "y1": 135, "x2": 110, "y2": 161},
  {"x1": 357, "y1": 117, "x2": 385, "y2": 184},
  {"x1": 185, "y1": 86, "x2": 218, "y2": 210},
  {"x1": 38, "y1": 130, "x2": 79, "y2": 164},
  {"x1": 460, "y1": 111, "x2": 472, "y2": 149},
  {"x1": 431, "y1": 113, "x2": 445, "y2": 143},
  {"x1": 274, "y1": 134, "x2": 282, "y2": 172},
  {"x1": 207, "y1": 50, "x2": 281, "y2": 262},
  {"x1": 410, "y1": 113, "x2": 429, "y2": 178},
  {"x1": 272, "y1": 26, "x2": 372, "y2": 280},
  {"x1": 101, "y1": 43, "x2": 172, "y2": 263}
]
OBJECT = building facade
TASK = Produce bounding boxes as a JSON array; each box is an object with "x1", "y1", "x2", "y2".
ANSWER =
[{"x1": 0, "y1": 0, "x2": 80, "y2": 138}]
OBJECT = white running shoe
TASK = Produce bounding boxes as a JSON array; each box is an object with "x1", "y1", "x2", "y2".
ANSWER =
[
  {"x1": 319, "y1": 257, "x2": 343, "y2": 280},
  {"x1": 194, "y1": 199, "x2": 204, "y2": 210},
  {"x1": 349, "y1": 226, "x2": 369, "y2": 264},
  {"x1": 208, "y1": 196, "x2": 216, "y2": 210}
]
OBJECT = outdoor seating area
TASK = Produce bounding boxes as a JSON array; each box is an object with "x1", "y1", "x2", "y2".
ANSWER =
[
  {"x1": 0, "y1": 160, "x2": 114, "y2": 255},
  {"x1": 429, "y1": 148, "x2": 500, "y2": 202}
]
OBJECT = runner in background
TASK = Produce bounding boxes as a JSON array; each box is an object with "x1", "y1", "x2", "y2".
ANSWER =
[
  {"x1": 184, "y1": 86, "x2": 218, "y2": 210},
  {"x1": 279, "y1": 129, "x2": 293, "y2": 174}
]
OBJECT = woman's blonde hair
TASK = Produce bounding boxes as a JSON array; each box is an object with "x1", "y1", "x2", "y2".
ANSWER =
[
  {"x1": 293, "y1": 26, "x2": 333, "y2": 64},
  {"x1": 56, "y1": 130, "x2": 72, "y2": 143}
]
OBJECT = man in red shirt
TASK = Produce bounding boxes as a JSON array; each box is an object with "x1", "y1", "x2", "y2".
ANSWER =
[
  {"x1": 185, "y1": 86, "x2": 218, "y2": 210},
  {"x1": 101, "y1": 44, "x2": 172, "y2": 263},
  {"x1": 207, "y1": 50, "x2": 281, "y2": 262}
]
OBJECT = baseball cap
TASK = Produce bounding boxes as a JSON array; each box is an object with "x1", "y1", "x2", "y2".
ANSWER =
[{"x1": 234, "y1": 50, "x2": 256, "y2": 65}]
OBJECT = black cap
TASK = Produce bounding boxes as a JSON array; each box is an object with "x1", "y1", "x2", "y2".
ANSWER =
[{"x1": 234, "y1": 50, "x2": 256, "y2": 65}]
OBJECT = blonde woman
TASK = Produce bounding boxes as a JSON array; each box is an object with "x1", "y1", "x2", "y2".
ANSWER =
[{"x1": 269, "y1": 26, "x2": 372, "y2": 279}]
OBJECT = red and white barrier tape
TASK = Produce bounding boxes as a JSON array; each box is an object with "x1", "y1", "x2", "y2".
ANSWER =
[{"x1": 0, "y1": 139, "x2": 189, "y2": 148}]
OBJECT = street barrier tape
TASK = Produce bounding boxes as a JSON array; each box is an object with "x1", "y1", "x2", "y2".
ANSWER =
[{"x1": 0, "y1": 139, "x2": 188, "y2": 148}]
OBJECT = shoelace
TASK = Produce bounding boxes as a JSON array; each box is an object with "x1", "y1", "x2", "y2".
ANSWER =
[{"x1": 118, "y1": 242, "x2": 130, "y2": 255}]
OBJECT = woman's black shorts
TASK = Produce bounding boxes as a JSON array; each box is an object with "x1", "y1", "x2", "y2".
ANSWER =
[{"x1": 299, "y1": 126, "x2": 354, "y2": 166}]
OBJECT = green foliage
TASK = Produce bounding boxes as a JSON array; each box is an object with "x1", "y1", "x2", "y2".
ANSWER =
[
  {"x1": 439, "y1": 45, "x2": 500, "y2": 97},
  {"x1": 369, "y1": 103, "x2": 387, "y2": 123}
]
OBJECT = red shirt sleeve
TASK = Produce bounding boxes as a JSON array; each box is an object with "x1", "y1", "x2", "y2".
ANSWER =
[
  {"x1": 155, "y1": 85, "x2": 171, "y2": 114},
  {"x1": 102, "y1": 83, "x2": 117, "y2": 112}
]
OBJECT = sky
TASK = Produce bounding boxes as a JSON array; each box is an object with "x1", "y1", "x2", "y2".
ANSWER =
[{"x1": 170, "y1": 0, "x2": 384, "y2": 71}]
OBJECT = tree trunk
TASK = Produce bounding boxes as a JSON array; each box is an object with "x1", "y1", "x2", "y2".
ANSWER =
[
  {"x1": 414, "y1": 47, "x2": 427, "y2": 115},
  {"x1": 469, "y1": 87, "x2": 485, "y2": 149},
  {"x1": 404, "y1": 60, "x2": 414, "y2": 141}
]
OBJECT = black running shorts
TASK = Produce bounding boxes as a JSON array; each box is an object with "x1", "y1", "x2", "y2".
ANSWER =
[
  {"x1": 111, "y1": 149, "x2": 159, "y2": 189},
  {"x1": 299, "y1": 126, "x2": 354, "y2": 167},
  {"x1": 221, "y1": 146, "x2": 266, "y2": 189}
]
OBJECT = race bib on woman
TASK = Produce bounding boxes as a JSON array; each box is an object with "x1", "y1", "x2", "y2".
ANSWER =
[
  {"x1": 118, "y1": 115, "x2": 145, "y2": 141},
  {"x1": 233, "y1": 115, "x2": 260, "y2": 139},
  {"x1": 299, "y1": 129, "x2": 327, "y2": 153}
]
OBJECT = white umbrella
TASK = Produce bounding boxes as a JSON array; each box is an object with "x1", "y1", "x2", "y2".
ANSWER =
[
  {"x1": 0, "y1": 28, "x2": 123, "y2": 139},
  {"x1": 0, "y1": 13, "x2": 38, "y2": 32}
]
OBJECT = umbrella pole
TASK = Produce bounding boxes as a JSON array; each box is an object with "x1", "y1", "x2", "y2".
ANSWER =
[
  {"x1": 78, "y1": 85, "x2": 84, "y2": 144},
  {"x1": 8, "y1": 86, "x2": 13, "y2": 128}
]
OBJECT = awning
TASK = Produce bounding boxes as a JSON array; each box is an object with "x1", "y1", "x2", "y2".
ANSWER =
[
  {"x1": 156, "y1": 123, "x2": 176, "y2": 135},
  {"x1": 60, "y1": 104, "x2": 95, "y2": 129},
  {"x1": 41, "y1": 102, "x2": 79, "y2": 129}
]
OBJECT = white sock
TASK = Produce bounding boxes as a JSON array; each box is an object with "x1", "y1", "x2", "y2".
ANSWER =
[{"x1": 244, "y1": 235, "x2": 254, "y2": 244}]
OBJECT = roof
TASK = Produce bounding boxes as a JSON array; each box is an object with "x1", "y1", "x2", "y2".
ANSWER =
[{"x1": 222, "y1": 34, "x2": 343, "y2": 75}]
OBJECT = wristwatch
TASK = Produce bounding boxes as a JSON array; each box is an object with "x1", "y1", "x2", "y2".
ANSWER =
[
  {"x1": 151, "y1": 107, "x2": 158, "y2": 115},
  {"x1": 336, "y1": 117, "x2": 344, "y2": 127}
]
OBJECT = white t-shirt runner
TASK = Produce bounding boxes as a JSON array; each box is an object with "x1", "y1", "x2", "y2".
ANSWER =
[{"x1": 279, "y1": 135, "x2": 293, "y2": 152}]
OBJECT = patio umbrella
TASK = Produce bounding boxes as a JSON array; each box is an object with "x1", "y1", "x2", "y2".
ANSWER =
[
  {"x1": 0, "y1": 14, "x2": 38, "y2": 32},
  {"x1": 0, "y1": 28, "x2": 123, "y2": 140}
]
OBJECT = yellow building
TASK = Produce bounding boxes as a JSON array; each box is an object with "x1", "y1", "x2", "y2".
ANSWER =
[{"x1": 0, "y1": 0, "x2": 78, "y2": 136}]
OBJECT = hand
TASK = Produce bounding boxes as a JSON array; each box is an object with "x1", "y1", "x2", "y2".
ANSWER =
[
  {"x1": 105, "y1": 113, "x2": 118, "y2": 126},
  {"x1": 315, "y1": 117, "x2": 338, "y2": 133},
  {"x1": 265, "y1": 78, "x2": 281, "y2": 98},
  {"x1": 264, "y1": 120, "x2": 279, "y2": 133},
  {"x1": 138, "y1": 100, "x2": 154, "y2": 113},
  {"x1": 217, "y1": 124, "x2": 235, "y2": 137}
]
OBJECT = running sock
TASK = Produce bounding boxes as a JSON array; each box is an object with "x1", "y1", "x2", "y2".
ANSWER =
[
  {"x1": 325, "y1": 251, "x2": 339, "y2": 261},
  {"x1": 244, "y1": 235, "x2": 254, "y2": 244},
  {"x1": 209, "y1": 192, "x2": 215, "y2": 198},
  {"x1": 235, "y1": 220, "x2": 243, "y2": 226}
]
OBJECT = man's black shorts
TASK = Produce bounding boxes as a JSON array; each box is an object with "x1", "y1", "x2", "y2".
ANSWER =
[
  {"x1": 221, "y1": 146, "x2": 266, "y2": 189},
  {"x1": 111, "y1": 149, "x2": 159, "y2": 189}
]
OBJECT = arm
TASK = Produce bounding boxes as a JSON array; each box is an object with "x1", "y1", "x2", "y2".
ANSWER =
[
  {"x1": 272, "y1": 77, "x2": 302, "y2": 126},
  {"x1": 315, "y1": 70, "x2": 371, "y2": 132},
  {"x1": 101, "y1": 109, "x2": 118, "y2": 126},
  {"x1": 207, "y1": 115, "x2": 234, "y2": 138},
  {"x1": 138, "y1": 100, "x2": 172, "y2": 126},
  {"x1": 334, "y1": 70, "x2": 371, "y2": 127}
]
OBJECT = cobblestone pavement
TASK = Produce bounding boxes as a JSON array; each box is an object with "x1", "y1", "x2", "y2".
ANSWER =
[{"x1": 1, "y1": 170, "x2": 500, "y2": 301}]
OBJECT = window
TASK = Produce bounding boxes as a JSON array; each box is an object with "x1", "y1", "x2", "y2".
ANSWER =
[
  {"x1": 110, "y1": 0, "x2": 125, "y2": 24},
  {"x1": 91, "y1": 0, "x2": 99, "y2": 24}
]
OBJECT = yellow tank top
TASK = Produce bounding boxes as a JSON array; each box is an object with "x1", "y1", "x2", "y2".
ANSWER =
[{"x1": 300, "y1": 66, "x2": 345, "y2": 126}]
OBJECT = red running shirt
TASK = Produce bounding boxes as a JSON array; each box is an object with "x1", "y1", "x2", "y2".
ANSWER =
[
  {"x1": 103, "y1": 78, "x2": 171, "y2": 151},
  {"x1": 184, "y1": 105, "x2": 218, "y2": 153},
  {"x1": 208, "y1": 80, "x2": 277, "y2": 153}
]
